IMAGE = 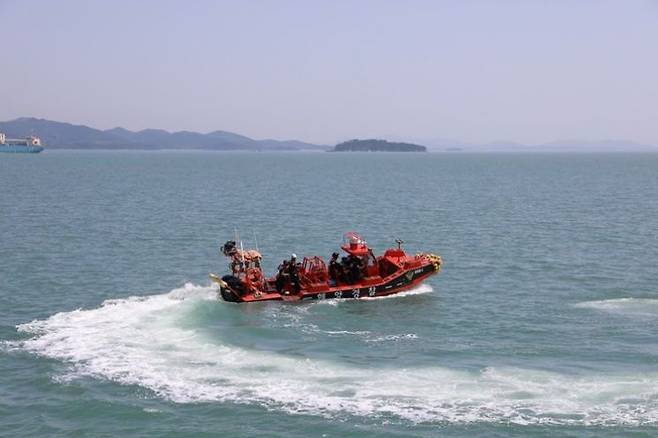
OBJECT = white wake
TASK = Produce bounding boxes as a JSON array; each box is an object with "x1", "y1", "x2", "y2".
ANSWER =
[
  {"x1": 10, "y1": 283, "x2": 658, "y2": 425},
  {"x1": 574, "y1": 297, "x2": 658, "y2": 318}
]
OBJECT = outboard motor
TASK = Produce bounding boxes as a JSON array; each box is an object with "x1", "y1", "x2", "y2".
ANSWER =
[{"x1": 219, "y1": 274, "x2": 246, "y2": 302}]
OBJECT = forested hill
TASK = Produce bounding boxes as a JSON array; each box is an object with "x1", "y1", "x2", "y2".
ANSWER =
[{"x1": 333, "y1": 139, "x2": 427, "y2": 152}]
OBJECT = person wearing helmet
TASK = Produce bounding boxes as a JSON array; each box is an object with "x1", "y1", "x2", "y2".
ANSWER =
[{"x1": 288, "y1": 253, "x2": 301, "y2": 293}]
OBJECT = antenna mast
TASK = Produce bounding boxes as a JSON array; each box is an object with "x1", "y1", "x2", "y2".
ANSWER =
[
  {"x1": 235, "y1": 228, "x2": 245, "y2": 268},
  {"x1": 253, "y1": 231, "x2": 259, "y2": 253}
]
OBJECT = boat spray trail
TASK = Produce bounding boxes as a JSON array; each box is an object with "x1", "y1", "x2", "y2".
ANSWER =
[{"x1": 12, "y1": 284, "x2": 658, "y2": 426}]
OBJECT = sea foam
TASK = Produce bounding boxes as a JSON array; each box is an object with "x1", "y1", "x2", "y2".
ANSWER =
[
  {"x1": 574, "y1": 297, "x2": 658, "y2": 318},
  {"x1": 13, "y1": 284, "x2": 658, "y2": 425}
]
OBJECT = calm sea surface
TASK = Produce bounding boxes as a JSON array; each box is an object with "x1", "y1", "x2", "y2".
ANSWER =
[{"x1": 1, "y1": 151, "x2": 658, "y2": 436}]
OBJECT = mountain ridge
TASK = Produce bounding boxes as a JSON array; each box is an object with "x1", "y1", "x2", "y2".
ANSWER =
[
  {"x1": 0, "y1": 117, "x2": 327, "y2": 151},
  {"x1": 424, "y1": 138, "x2": 658, "y2": 152},
  {"x1": 2, "y1": 117, "x2": 656, "y2": 152}
]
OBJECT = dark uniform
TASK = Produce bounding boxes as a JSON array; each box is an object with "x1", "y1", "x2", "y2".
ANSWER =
[
  {"x1": 288, "y1": 257, "x2": 301, "y2": 293},
  {"x1": 328, "y1": 252, "x2": 341, "y2": 285},
  {"x1": 348, "y1": 254, "x2": 362, "y2": 283},
  {"x1": 275, "y1": 260, "x2": 289, "y2": 293}
]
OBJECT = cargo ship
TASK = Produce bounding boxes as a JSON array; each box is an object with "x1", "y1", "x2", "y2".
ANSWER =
[{"x1": 0, "y1": 132, "x2": 44, "y2": 153}]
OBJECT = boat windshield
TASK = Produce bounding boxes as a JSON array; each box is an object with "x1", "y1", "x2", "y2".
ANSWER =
[
  {"x1": 341, "y1": 232, "x2": 369, "y2": 256},
  {"x1": 343, "y1": 232, "x2": 366, "y2": 247}
]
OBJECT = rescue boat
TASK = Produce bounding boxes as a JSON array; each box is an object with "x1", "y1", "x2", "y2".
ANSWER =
[{"x1": 209, "y1": 232, "x2": 442, "y2": 303}]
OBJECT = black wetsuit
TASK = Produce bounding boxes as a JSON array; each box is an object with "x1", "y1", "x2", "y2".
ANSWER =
[
  {"x1": 348, "y1": 255, "x2": 362, "y2": 283},
  {"x1": 340, "y1": 257, "x2": 351, "y2": 283},
  {"x1": 275, "y1": 262, "x2": 288, "y2": 293},
  {"x1": 329, "y1": 258, "x2": 340, "y2": 284},
  {"x1": 288, "y1": 261, "x2": 301, "y2": 293}
]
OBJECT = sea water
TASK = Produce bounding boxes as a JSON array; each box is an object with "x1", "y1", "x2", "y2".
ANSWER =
[{"x1": 1, "y1": 151, "x2": 657, "y2": 436}]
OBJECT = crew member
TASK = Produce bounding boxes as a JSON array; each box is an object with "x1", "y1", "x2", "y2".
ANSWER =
[
  {"x1": 275, "y1": 260, "x2": 289, "y2": 293},
  {"x1": 328, "y1": 252, "x2": 340, "y2": 285},
  {"x1": 347, "y1": 254, "x2": 362, "y2": 283},
  {"x1": 340, "y1": 256, "x2": 351, "y2": 283},
  {"x1": 288, "y1": 253, "x2": 301, "y2": 294}
]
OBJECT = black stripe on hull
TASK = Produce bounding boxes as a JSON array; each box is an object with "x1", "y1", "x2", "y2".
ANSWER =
[{"x1": 301, "y1": 263, "x2": 436, "y2": 301}]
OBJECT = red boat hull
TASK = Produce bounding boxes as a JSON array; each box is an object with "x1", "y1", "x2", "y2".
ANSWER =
[
  {"x1": 211, "y1": 233, "x2": 442, "y2": 303},
  {"x1": 215, "y1": 255, "x2": 440, "y2": 303}
]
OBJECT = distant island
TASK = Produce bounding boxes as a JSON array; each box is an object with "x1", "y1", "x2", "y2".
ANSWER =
[
  {"x1": 0, "y1": 117, "x2": 328, "y2": 151},
  {"x1": 333, "y1": 139, "x2": 427, "y2": 152}
]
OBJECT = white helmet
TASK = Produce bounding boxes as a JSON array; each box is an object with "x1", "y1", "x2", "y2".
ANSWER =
[{"x1": 291, "y1": 253, "x2": 297, "y2": 259}]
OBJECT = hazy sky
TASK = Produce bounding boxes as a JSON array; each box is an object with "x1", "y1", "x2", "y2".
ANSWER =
[{"x1": 1, "y1": 0, "x2": 657, "y2": 145}]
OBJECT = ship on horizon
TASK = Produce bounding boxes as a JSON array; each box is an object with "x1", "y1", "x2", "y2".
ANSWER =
[{"x1": 0, "y1": 132, "x2": 44, "y2": 153}]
